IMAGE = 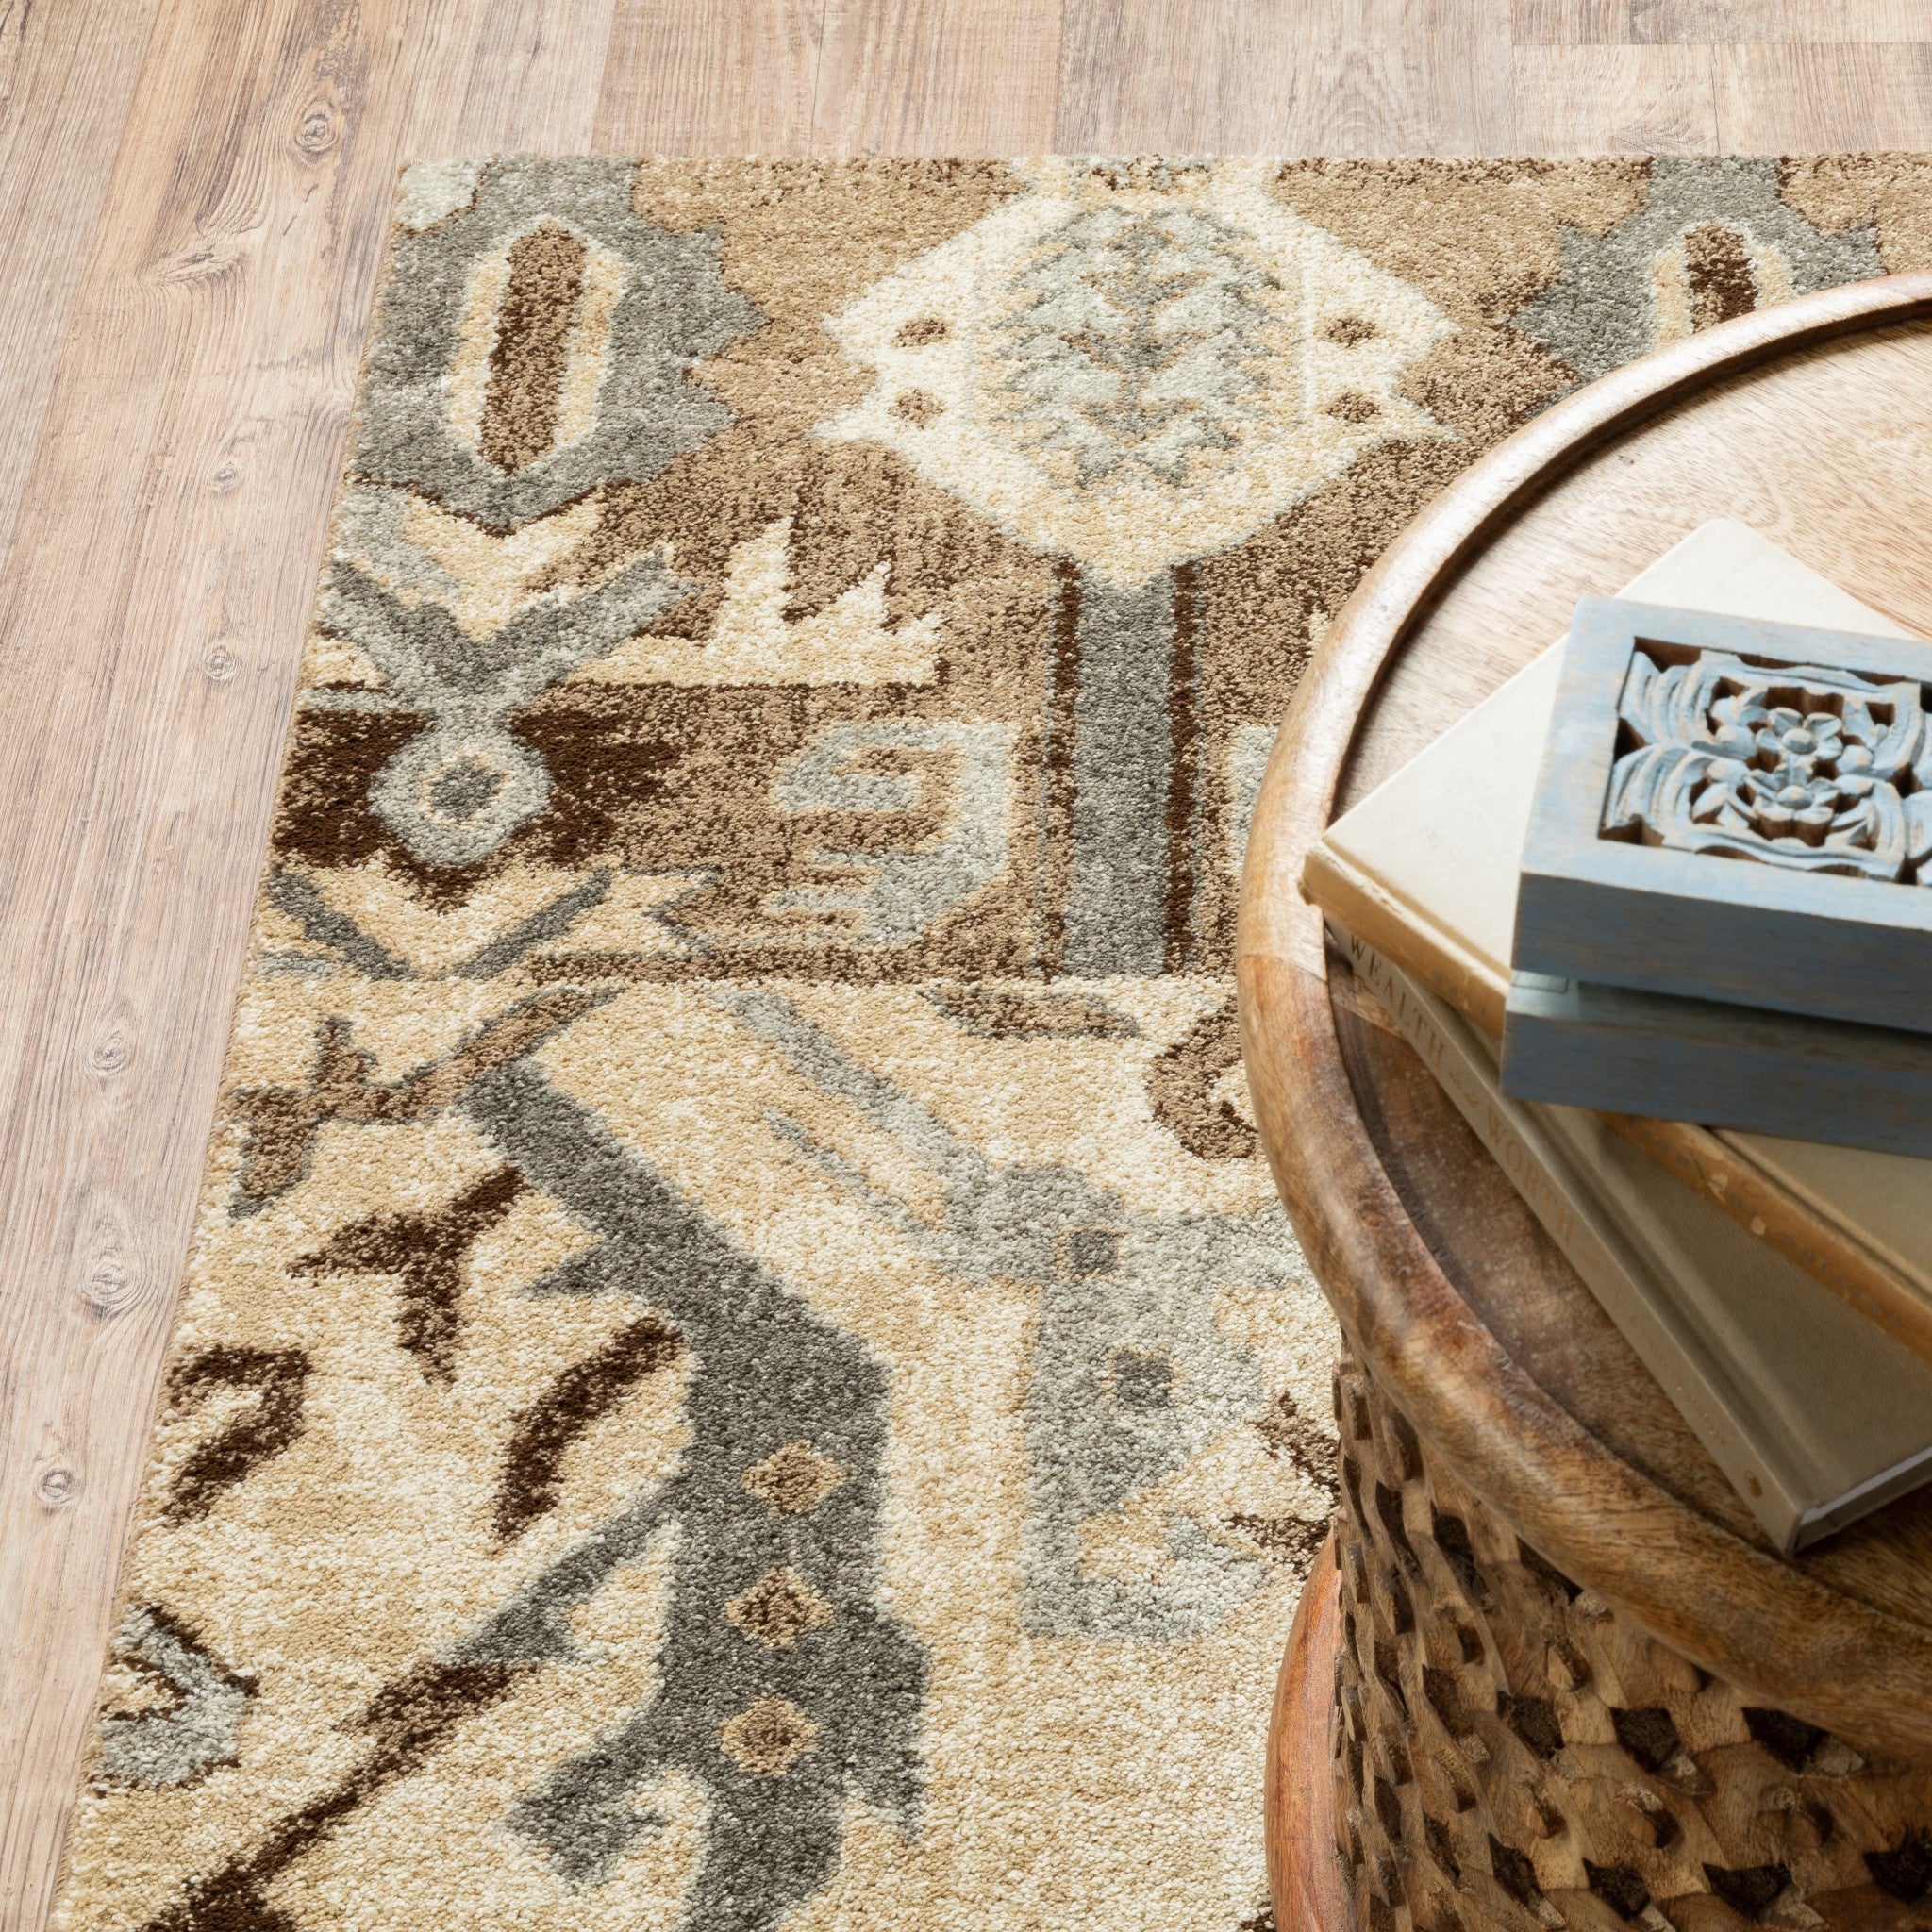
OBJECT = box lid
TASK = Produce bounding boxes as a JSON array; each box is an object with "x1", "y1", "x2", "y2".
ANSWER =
[{"x1": 1516, "y1": 599, "x2": 1932, "y2": 1032}]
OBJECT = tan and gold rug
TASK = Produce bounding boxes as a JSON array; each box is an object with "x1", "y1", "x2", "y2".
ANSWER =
[{"x1": 54, "y1": 155, "x2": 1932, "y2": 1932}]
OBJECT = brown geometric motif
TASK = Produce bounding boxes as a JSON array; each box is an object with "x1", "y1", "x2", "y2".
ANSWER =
[
  {"x1": 289, "y1": 1165, "x2": 527, "y2": 1383},
  {"x1": 160, "y1": 1346, "x2": 309, "y2": 1527},
  {"x1": 494, "y1": 1314, "x2": 685, "y2": 1541},
  {"x1": 741, "y1": 1440, "x2": 848, "y2": 1516},
  {"x1": 225, "y1": 989, "x2": 605, "y2": 1208},
  {"x1": 724, "y1": 1568, "x2": 835, "y2": 1650},
  {"x1": 718, "y1": 1695, "x2": 820, "y2": 1777}
]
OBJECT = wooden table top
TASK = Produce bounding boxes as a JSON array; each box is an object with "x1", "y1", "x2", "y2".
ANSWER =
[{"x1": 1239, "y1": 273, "x2": 1932, "y2": 1761}]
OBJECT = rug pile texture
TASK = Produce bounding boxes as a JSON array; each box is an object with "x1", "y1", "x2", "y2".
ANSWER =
[{"x1": 55, "y1": 154, "x2": 1932, "y2": 1932}]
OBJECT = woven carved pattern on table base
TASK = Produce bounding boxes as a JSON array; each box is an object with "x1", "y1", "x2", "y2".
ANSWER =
[{"x1": 1328, "y1": 1357, "x2": 1932, "y2": 1932}]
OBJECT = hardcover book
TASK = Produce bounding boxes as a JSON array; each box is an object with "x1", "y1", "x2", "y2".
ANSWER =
[
  {"x1": 1340, "y1": 931, "x2": 1932, "y2": 1554},
  {"x1": 1299, "y1": 519, "x2": 1932, "y2": 1362}
]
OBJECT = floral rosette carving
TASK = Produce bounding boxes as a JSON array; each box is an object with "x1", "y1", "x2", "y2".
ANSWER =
[{"x1": 1603, "y1": 648, "x2": 1932, "y2": 883}]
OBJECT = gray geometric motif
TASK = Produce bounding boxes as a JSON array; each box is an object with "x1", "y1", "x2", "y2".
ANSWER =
[
  {"x1": 356, "y1": 158, "x2": 762, "y2": 526},
  {"x1": 1510, "y1": 157, "x2": 1882, "y2": 385},
  {"x1": 1024, "y1": 1213, "x2": 1290, "y2": 1640},
  {"x1": 261, "y1": 860, "x2": 619, "y2": 979},
  {"x1": 450, "y1": 1064, "x2": 926, "y2": 1932},
  {"x1": 1063, "y1": 571, "x2": 1177, "y2": 977},
  {"x1": 990, "y1": 199, "x2": 1287, "y2": 488},
  {"x1": 96, "y1": 1606, "x2": 255, "y2": 1790},
  {"x1": 711, "y1": 986, "x2": 1304, "y2": 1641},
  {"x1": 318, "y1": 535, "x2": 688, "y2": 866},
  {"x1": 760, "y1": 721, "x2": 1016, "y2": 944}
]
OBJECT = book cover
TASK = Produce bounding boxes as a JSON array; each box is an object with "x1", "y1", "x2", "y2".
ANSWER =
[{"x1": 1341, "y1": 929, "x2": 1932, "y2": 1553}]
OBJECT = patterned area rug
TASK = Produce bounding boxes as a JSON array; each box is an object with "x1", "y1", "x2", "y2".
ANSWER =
[{"x1": 54, "y1": 155, "x2": 1932, "y2": 1932}]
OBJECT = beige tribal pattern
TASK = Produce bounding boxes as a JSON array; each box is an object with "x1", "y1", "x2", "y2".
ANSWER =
[{"x1": 52, "y1": 154, "x2": 1932, "y2": 1932}]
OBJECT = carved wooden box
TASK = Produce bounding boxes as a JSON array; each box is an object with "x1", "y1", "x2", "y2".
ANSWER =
[{"x1": 1515, "y1": 599, "x2": 1932, "y2": 1035}]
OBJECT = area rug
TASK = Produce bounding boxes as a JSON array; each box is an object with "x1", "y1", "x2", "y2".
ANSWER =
[{"x1": 53, "y1": 154, "x2": 1932, "y2": 1932}]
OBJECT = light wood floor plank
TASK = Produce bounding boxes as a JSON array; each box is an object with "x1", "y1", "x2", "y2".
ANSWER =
[
  {"x1": 1058, "y1": 0, "x2": 1522, "y2": 157},
  {"x1": 1513, "y1": 42, "x2": 1721, "y2": 151},
  {"x1": 1714, "y1": 40, "x2": 1932, "y2": 150},
  {"x1": 1512, "y1": 0, "x2": 1641, "y2": 40},
  {"x1": 813, "y1": 0, "x2": 1061, "y2": 153},
  {"x1": 0, "y1": 3, "x2": 615, "y2": 1924},
  {"x1": 594, "y1": 0, "x2": 824, "y2": 156},
  {"x1": 1298, "y1": 0, "x2": 1519, "y2": 155},
  {"x1": 0, "y1": 0, "x2": 159, "y2": 578},
  {"x1": 1061, "y1": 0, "x2": 1516, "y2": 157},
  {"x1": 1055, "y1": 0, "x2": 1307, "y2": 153},
  {"x1": 1058, "y1": 0, "x2": 1522, "y2": 158},
  {"x1": 452, "y1": 0, "x2": 622, "y2": 154},
  {"x1": 1514, "y1": 0, "x2": 1925, "y2": 44}
]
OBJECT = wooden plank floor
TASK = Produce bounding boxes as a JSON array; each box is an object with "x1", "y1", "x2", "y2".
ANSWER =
[{"x1": 4, "y1": 4, "x2": 1931, "y2": 1925}]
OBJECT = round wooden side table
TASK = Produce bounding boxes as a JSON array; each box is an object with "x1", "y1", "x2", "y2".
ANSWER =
[{"x1": 1241, "y1": 273, "x2": 1932, "y2": 1932}]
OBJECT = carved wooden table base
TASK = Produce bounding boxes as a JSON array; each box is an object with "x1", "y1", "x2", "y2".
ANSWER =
[{"x1": 1326, "y1": 1359, "x2": 1932, "y2": 1932}]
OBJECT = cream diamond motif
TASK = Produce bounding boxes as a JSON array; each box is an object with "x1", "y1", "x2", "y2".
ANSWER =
[{"x1": 815, "y1": 158, "x2": 1456, "y2": 588}]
